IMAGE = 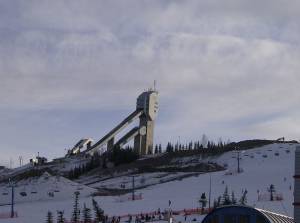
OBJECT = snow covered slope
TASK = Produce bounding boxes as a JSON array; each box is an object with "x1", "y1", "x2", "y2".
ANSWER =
[
  {"x1": 0, "y1": 172, "x2": 96, "y2": 205},
  {"x1": 0, "y1": 142, "x2": 297, "y2": 223}
]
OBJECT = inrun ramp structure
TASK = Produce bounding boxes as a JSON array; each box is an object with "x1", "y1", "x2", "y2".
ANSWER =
[{"x1": 86, "y1": 89, "x2": 158, "y2": 156}]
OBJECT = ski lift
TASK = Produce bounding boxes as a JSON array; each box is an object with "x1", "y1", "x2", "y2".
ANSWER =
[
  {"x1": 20, "y1": 186, "x2": 27, "y2": 197},
  {"x1": 31, "y1": 186, "x2": 38, "y2": 194},
  {"x1": 76, "y1": 183, "x2": 83, "y2": 191},
  {"x1": 20, "y1": 191, "x2": 27, "y2": 196},
  {"x1": 54, "y1": 183, "x2": 60, "y2": 193},
  {"x1": 2, "y1": 187, "x2": 9, "y2": 196},
  {"x1": 48, "y1": 190, "x2": 54, "y2": 197}
]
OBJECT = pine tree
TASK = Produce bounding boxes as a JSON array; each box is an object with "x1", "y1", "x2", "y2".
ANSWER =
[
  {"x1": 239, "y1": 189, "x2": 248, "y2": 205},
  {"x1": 82, "y1": 203, "x2": 92, "y2": 223},
  {"x1": 269, "y1": 184, "x2": 276, "y2": 201},
  {"x1": 166, "y1": 142, "x2": 171, "y2": 153},
  {"x1": 199, "y1": 193, "x2": 207, "y2": 213},
  {"x1": 92, "y1": 198, "x2": 105, "y2": 223},
  {"x1": 158, "y1": 144, "x2": 162, "y2": 153},
  {"x1": 102, "y1": 157, "x2": 107, "y2": 169},
  {"x1": 231, "y1": 191, "x2": 237, "y2": 204},
  {"x1": 217, "y1": 196, "x2": 222, "y2": 207},
  {"x1": 222, "y1": 186, "x2": 231, "y2": 205},
  {"x1": 57, "y1": 211, "x2": 65, "y2": 223},
  {"x1": 46, "y1": 211, "x2": 54, "y2": 223},
  {"x1": 71, "y1": 191, "x2": 80, "y2": 223}
]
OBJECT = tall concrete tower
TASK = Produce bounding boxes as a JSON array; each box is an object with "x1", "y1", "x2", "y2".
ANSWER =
[
  {"x1": 134, "y1": 90, "x2": 159, "y2": 155},
  {"x1": 294, "y1": 146, "x2": 300, "y2": 222}
]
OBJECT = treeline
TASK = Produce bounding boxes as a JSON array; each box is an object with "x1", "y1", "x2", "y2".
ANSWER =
[
  {"x1": 162, "y1": 138, "x2": 279, "y2": 155},
  {"x1": 68, "y1": 146, "x2": 139, "y2": 179},
  {"x1": 46, "y1": 191, "x2": 106, "y2": 223},
  {"x1": 68, "y1": 153, "x2": 103, "y2": 179},
  {"x1": 109, "y1": 146, "x2": 139, "y2": 166},
  {"x1": 68, "y1": 138, "x2": 277, "y2": 179},
  {"x1": 164, "y1": 140, "x2": 230, "y2": 153}
]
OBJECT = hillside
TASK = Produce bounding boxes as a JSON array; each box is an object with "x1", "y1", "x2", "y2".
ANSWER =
[{"x1": 0, "y1": 142, "x2": 297, "y2": 223}]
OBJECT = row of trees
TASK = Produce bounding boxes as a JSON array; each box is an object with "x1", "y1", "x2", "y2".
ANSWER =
[
  {"x1": 68, "y1": 146, "x2": 139, "y2": 179},
  {"x1": 165, "y1": 139, "x2": 231, "y2": 153},
  {"x1": 68, "y1": 135, "x2": 232, "y2": 178},
  {"x1": 198, "y1": 186, "x2": 248, "y2": 211},
  {"x1": 68, "y1": 153, "x2": 103, "y2": 179},
  {"x1": 213, "y1": 186, "x2": 248, "y2": 208},
  {"x1": 46, "y1": 191, "x2": 105, "y2": 223}
]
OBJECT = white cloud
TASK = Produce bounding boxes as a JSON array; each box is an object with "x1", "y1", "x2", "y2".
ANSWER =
[{"x1": 0, "y1": 0, "x2": 300, "y2": 164}]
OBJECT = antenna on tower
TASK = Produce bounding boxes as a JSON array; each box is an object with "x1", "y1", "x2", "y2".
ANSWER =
[{"x1": 153, "y1": 80, "x2": 157, "y2": 91}]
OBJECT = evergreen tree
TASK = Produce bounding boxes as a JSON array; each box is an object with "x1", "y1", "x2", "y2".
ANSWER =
[
  {"x1": 199, "y1": 193, "x2": 207, "y2": 213},
  {"x1": 231, "y1": 191, "x2": 237, "y2": 204},
  {"x1": 217, "y1": 196, "x2": 222, "y2": 207},
  {"x1": 102, "y1": 157, "x2": 107, "y2": 169},
  {"x1": 239, "y1": 189, "x2": 248, "y2": 205},
  {"x1": 207, "y1": 141, "x2": 211, "y2": 149},
  {"x1": 188, "y1": 142, "x2": 192, "y2": 150},
  {"x1": 222, "y1": 186, "x2": 231, "y2": 205},
  {"x1": 92, "y1": 198, "x2": 105, "y2": 223},
  {"x1": 166, "y1": 142, "x2": 172, "y2": 153},
  {"x1": 193, "y1": 142, "x2": 197, "y2": 150},
  {"x1": 82, "y1": 203, "x2": 92, "y2": 223},
  {"x1": 158, "y1": 144, "x2": 162, "y2": 153},
  {"x1": 154, "y1": 145, "x2": 158, "y2": 154},
  {"x1": 46, "y1": 211, "x2": 54, "y2": 223},
  {"x1": 269, "y1": 184, "x2": 276, "y2": 201},
  {"x1": 175, "y1": 143, "x2": 178, "y2": 152},
  {"x1": 57, "y1": 211, "x2": 65, "y2": 223},
  {"x1": 71, "y1": 191, "x2": 80, "y2": 223}
]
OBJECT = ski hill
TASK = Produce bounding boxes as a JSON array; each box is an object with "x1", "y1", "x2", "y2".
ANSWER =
[
  {"x1": 0, "y1": 172, "x2": 96, "y2": 205},
  {"x1": 0, "y1": 142, "x2": 297, "y2": 223}
]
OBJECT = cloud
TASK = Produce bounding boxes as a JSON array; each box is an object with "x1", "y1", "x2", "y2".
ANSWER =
[{"x1": 0, "y1": 0, "x2": 300, "y2": 165}]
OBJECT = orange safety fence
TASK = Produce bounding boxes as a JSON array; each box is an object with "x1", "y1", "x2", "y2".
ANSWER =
[
  {"x1": 63, "y1": 207, "x2": 213, "y2": 223},
  {"x1": 117, "y1": 207, "x2": 213, "y2": 219}
]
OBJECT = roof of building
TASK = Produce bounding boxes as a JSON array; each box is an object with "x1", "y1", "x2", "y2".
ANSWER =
[
  {"x1": 257, "y1": 208, "x2": 294, "y2": 223},
  {"x1": 201, "y1": 205, "x2": 294, "y2": 223}
]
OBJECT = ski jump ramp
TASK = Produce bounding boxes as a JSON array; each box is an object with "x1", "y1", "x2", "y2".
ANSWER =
[{"x1": 85, "y1": 89, "x2": 159, "y2": 156}]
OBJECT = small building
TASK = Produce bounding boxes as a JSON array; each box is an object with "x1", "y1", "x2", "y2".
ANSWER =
[
  {"x1": 30, "y1": 156, "x2": 47, "y2": 166},
  {"x1": 201, "y1": 205, "x2": 293, "y2": 223}
]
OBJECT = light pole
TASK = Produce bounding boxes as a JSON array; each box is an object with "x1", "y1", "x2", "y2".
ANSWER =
[
  {"x1": 9, "y1": 178, "x2": 15, "y2": 218},
  {"x1": 132, "y1": 176, "x2": 135, "y2": 201},
  {"x1": 208, "y1": 173, "x2": 211, "y2": 209},
  {"x1": 235, "y1": 147, "x2": 241, "y2": 173}
]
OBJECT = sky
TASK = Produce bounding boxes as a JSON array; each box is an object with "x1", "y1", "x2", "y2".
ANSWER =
[{"x1": 0, "y1": 0, "x2": 300, "y2": 167}]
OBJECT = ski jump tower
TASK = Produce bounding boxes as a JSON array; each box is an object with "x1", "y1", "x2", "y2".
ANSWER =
[{"x1": 86, "y1": 89, "x2": 158, "y2": 156}]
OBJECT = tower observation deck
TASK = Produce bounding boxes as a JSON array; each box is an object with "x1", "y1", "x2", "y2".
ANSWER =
[{"x1": 85, "y1": 89, "x2": 158, "y2": 156}]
